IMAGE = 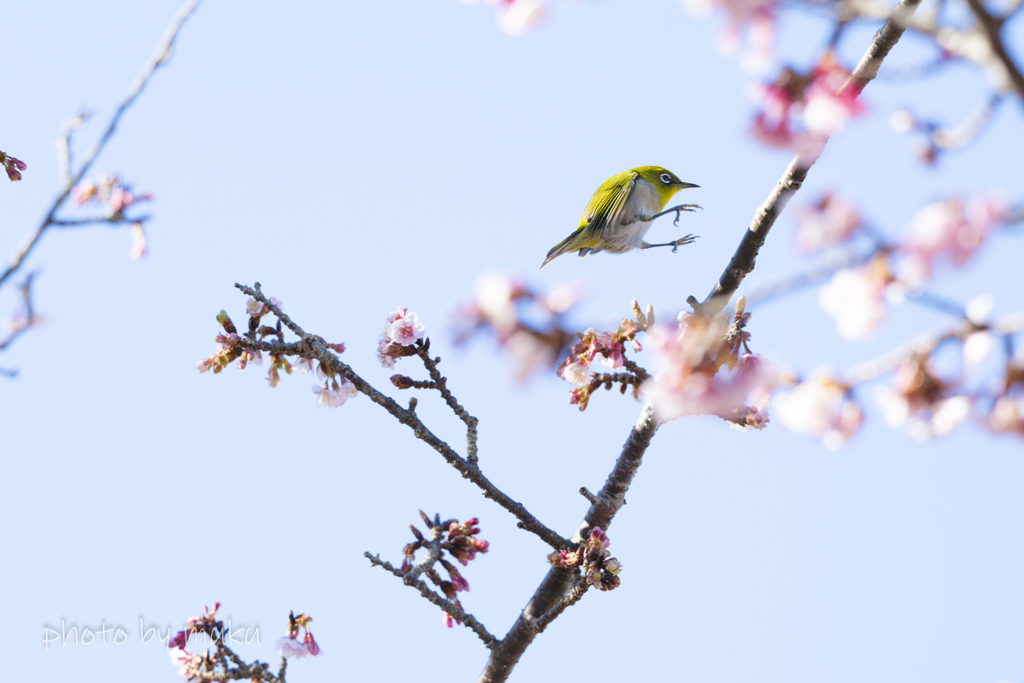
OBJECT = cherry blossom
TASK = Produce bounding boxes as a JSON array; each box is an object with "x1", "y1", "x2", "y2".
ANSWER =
[
  {"x1": 873, "y1": 356, "x2": 972, "y2": 439},
  {"x1": 818, "y1": 257, "x2": 891, "y2": 340},
  {"x1": 275, "y1": 635, "x2": 313, "y2": 659},
  {"x1": 751, "y1": 52, "x2": 865, "y2": 160},
  {"x1": 455, "y1": 273, "x2": 583, "y2": 381},
  {"x1": 774, "y1": 371, "x2": 862, "y2": 448},
  {"x1": 645, "y1": 311, "x2": 774, "y2": 422},
  {"x1": 71, "y1": 172, "x2": 152, "y2": 213},
  {"x1": 899, "y1": 196, "x2": 1007, "y2": 285},
  {"x1": 794, "y1": 194, "x2": 862, "y2": 253},
  {"x1": 312, "y1": 378, "x2": 356, "y2": 408},
  {"x1": 377, "y1": 307, "x2": 427, "y2": 367},
  {"x1": 387, "y1": 309, "x2": 426, "y2": 346},
  {"x1": 169, "y1": 647, "x2": 201, "y2": 682}
]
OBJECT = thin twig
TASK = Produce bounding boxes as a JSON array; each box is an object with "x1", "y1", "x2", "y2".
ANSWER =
[
  {"x1": 844, "y1": 309, "x2": 1024, "y2": 385},
  {"x1": 0, "y1": 273, "x2": 37, "y2": 353},
  {"x1": 365, "y1": 552, "x2": 498, "y2": 649},
  {"x1": 930, "y1": 93, "x2": 1003, "y2": 150},
  {"x1": 0, "y1": 0, "x2": 201, "y2": 291},
  {"x1": 414, "y1": 343, "x2": 481, "y2": 464},
  {"x1": 236, "y1": 283, "x2": 569, "y2": 551},
  {"x1": 962, "y1": 0, "x2": 1024, "y2": 102},
  {"x1": 742, "y1": 244, "x2": 878, "y2": 306},
  {"x1": 49, "y1": 214, "x2": 151, "y2": 227}
]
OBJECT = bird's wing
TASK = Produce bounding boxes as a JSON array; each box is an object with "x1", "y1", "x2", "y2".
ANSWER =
[{"x1": 580, "y1": 170, "x2": 638, "y2": 241}]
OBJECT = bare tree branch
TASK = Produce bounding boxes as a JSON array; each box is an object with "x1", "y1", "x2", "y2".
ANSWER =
[
  {"x1": 0, "y1": 0, "x2": 201, "y2": 291},
  {"x1": 235, "y1": 283, "x2": 570, "y2": 551},
  {"x1": 477, "y1": 403, "x2": 660, "y2": 683},
  {"x1": 962, "y1": 0, "x2": 1024, "y2": 102}
]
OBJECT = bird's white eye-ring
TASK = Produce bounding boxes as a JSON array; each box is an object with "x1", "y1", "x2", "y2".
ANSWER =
[{"x1": 660, "y1": 173, "x2": 672, "y2": 184}]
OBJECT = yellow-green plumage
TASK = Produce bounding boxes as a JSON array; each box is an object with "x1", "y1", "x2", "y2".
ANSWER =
[{"x1": 540, "y1": 166, "x2": 699, "y2": 269}]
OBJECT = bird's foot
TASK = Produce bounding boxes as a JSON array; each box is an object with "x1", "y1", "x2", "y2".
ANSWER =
[
  {"x1": 641, "y1": 235, "x2": 699, "y2": 253},
  {"x1": 642, "y1": 204, "x2": 702, "y2": 225},
  {"x1": 667, "y1": 204, "x2": 702, "y2": 226}
]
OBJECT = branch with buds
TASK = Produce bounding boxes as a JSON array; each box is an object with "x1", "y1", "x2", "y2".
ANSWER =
[
  {"x1": 198, "y1": 282, "x2": 569, "y2": 552},
  {"x1": 166, "y1": 603, "x2": 321, "y2": 683},
  {"x1": 365, "y1": 511, "x2": 497, "y2": 646},
  {"x1": 0, "y1": 0, "x2": 201, "y2": 370}
]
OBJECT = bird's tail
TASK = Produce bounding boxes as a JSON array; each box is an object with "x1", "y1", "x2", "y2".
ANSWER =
[{"x1": 539, "y1": 233, "x2": 581, "y2": 270}]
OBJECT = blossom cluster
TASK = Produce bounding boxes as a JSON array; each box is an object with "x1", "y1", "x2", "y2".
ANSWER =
[
  {"x1": 751, "y1": 52, "x2": 865, "y2": 161},
  {"x1": 547, "y1": 527, "x2": 622, "y2": 592},
  {"x1": 72, "y1": 172, "x2": 152, "y2": 215},
  {"x1": 377, "y1": 307, "x2": 426, "y2": 368},
  {"x1": 400, "y1": 511, "x2": 490, "y2": 628},
  {"x1": 646, "y1": 300, "x2": 773, "y2": 427},
  {"x1": 807, "y1": 195, "x2": 1007, "y2": 340},
  {"x1": 555, "y1": 300, "x2": 652, "y2": 410},
  {"x1": 774, "y1": 372, "x2": 862, "y2": 449},
  {"x1": 873, "y1": 354, "x2": 974, "y2": 440},
  {"x1": 0, "y1": 151, "x2": 27, "y2": 182},
  {"x1": 776, "y1": 321, "x2": 1024, "y2": 446},
  {"x1": 454, "y1": 272, "x2": 583, "y2": 381},
  {"x1": 272, "y1": 611, "x2": 322, "y2": 659},
  {"x1": 794, "y1": 193, "x2": 862, "y2": 253},
  {"x1": 196, "y1": 298, "x2": 352, "y2": 408},
  {"x1": 168, "y1": 603, "x2": 321, "y2": 682}
]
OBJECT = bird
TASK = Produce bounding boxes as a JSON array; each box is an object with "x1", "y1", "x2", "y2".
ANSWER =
[{"x1": 540, "y1": 166, "x2": 700, "y2": 269}]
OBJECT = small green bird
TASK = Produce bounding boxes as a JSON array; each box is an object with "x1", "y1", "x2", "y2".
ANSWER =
[{"x1": 540, "y1": 166, "x2": 701, "y2": 269}]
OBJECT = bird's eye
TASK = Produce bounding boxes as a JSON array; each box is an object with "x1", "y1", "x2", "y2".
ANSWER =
[{"x1": 660, "y1": 173, "x2": 672, "y2": 184}]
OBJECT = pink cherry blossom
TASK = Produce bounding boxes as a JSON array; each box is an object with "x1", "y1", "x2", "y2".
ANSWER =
[
  {"x1": 275, "y1": 635, "x2": 312, "y2": 659},
  {"x1": 387, "y1": 310, "x2": 426, "y2": 346},
  {"x1": 794, "y1": 194, "x2": 861, "y2": 253},
  {"x1": 169, "y1": 647, "x2": 200, "y2": 682},
  {"x1": 646, "y1": 316, "x2": 775, "y2": 422},
  {"x1": 900, "y1": 196, "x2": 1006, "y2": 284},
  {"x1": 750, "y1": 83, "x2": 795, "y2": 148},
  {"x1": 312, "y1": 379, "x2": 356, "y2": 408},
  {"x1": 774, "y1": 372, "x2": 862, "y2": 448},
  {"x1": 562, "y1": 362, "x2": 591, "y2": 387},
  {"x1": 872, "y1": 356, "x2": 969, "y2": 439},
  {"x1": 750, "y1": 53, "x2": 865, "y2": 159},
  {"x1": 72, "y1": 180, "x2": 97, "y2": 205},
  {"x1": 818, "y1": 260, "x2": 890, "y2": 340}
]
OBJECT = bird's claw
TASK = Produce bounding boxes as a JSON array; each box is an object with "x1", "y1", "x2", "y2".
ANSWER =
[
  {"x1": 672, "y1": 204, "x2": 702, "y2": 226},
  {"x1": 670, "y1": 235, "x2": 699, "y2": 253}
]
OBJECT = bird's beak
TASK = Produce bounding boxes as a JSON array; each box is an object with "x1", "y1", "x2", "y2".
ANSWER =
[{"x1": 675, "y1": 181, "x2": 700, "y2": 189}]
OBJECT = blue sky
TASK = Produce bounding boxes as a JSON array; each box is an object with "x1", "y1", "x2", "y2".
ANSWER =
[{"x1": 2, "y1": 1, "x2": 1023, "y2": 682}]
